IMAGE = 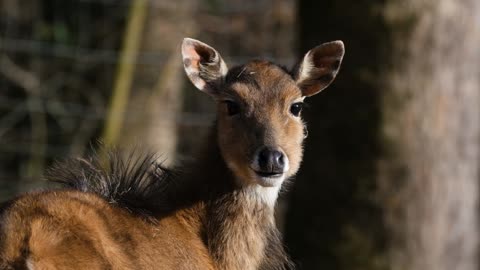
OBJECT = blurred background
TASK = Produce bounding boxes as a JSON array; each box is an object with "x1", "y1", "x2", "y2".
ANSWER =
[{"x1": 1, "y1": 0, "x2": 479, "y2": 269}]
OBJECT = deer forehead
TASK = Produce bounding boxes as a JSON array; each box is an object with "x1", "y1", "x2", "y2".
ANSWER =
[{"x1": 224, "y1": 61, "x2": 302, "y2": 108}]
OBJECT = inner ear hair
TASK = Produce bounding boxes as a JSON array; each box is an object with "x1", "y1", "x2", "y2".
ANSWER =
[
  {"x1": 293, "y1": 40, "x2": 345, "y2": 97},
  {"x1": 182, "y1": 38, "x2": 228, "y2": 95}
]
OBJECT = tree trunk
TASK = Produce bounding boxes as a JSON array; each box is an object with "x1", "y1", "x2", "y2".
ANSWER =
[
  {"x1": 380, "y1": 1, "x2": 480, "y2": 270},
  {"x1": 286, "y1": 0, "x2": 480, "y2": 270},
  {"x1": 114, "y1": 0, "x2": 196, "y2": 165}
]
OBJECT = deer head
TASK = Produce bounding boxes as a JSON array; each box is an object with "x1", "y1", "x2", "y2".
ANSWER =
[{"x1": 182, "y1": 38, "x2": 344, "y2": 188}]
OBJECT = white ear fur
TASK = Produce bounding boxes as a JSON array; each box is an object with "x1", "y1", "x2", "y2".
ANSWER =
[
  {"x1": 295, "y1": 40, "x2": 345, "y2": 97},
  {"x1": 297, "y1": 50, "x2": 315, "y2": 83},
  {"x1": 181, "y1": 38, "x2": 228, "y2": 95}
]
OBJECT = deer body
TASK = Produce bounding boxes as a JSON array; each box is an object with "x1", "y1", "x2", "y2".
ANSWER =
[{"x1": 0, "y1": 38, "x2": 344, "y2": 269}]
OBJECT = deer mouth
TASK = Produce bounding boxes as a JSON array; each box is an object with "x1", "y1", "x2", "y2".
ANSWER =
[
  {"x1": 252, "y1": 170, "x2": 285, "y2": 187},
  {"x1": 254, "y1": 171, "x2": 283, "y2": 178}
]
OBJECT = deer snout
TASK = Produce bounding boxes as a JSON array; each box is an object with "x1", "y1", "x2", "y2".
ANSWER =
[{"x1": 252, "y1": 147, "x2": 289, "y2": 177}]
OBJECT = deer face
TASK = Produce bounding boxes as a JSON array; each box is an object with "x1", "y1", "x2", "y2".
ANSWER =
[{"x1": 182, "y1": 38, "x2": 344, "y2": 187}]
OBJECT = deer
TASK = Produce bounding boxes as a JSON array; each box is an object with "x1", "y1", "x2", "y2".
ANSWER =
[{"x1": 0, "y1": 38, "x2": 344, "y2": 270}]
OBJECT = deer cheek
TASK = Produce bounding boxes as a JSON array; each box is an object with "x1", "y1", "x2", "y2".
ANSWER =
[
  {"x1": 282, "y1": 121, "x2": 305, "y2": 176},
  {"x1": 217, "y1": 120, "x2": 251, "y2": 177}
]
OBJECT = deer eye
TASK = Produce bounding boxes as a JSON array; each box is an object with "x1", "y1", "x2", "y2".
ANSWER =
[
  {"x1": 290, "y1": 102, "x2": 303, "y2": 117},
  {"x1": 223, "y1": 100, "x2": 240, "y2": 116}
]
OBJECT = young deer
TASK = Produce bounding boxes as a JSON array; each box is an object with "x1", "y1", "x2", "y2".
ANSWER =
[{"x1": 0, "y1": 38, "x2": 344, "y2": 270}]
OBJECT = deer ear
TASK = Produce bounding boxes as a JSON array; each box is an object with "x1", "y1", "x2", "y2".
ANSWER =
[
  {"x1": 182, "y1": 38, "x2": 228, "y2": 95},
  {"x1": 293, "y1": 41, "x2": 345, "y2": 97}
]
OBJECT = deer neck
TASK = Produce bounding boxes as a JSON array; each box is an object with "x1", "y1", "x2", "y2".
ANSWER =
[{"x1": 187, "y1": 124, "x2": 285, "y2": 270}]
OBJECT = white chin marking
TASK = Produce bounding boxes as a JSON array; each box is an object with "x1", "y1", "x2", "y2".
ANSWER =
[
  {"x1": 253, "y1": 174, "x2": 285, "y2": 207},
  {"x1": 256, "y1": 175, "x2": 285, "y2": 187},
  {"x1": 247, "y1": 185, "x2": 281, "y2": 207}
]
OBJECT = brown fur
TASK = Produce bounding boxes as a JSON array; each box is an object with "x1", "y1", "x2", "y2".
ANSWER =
[
  {"x1": 217, "y1": 61, "x2": 305, "y2": 187},
  {"x1": 0, "y1": 38, "x2": 344, "y2": 270},
  {"x1": 0, "y1": 191, "x2": 213, "y2": 270}
]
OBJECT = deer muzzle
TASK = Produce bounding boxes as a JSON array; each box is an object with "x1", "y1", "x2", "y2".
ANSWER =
[{"x1": 251, "y1": 147, "x2": 289, "y2": 184}]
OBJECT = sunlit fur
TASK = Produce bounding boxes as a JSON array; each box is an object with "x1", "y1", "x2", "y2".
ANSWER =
[
  {"x1": 0, "y1": 38, "x2": 344, "y2": 270},
  {"x1": 216, "y1": 61, "x2": 305, "y2": 191}
]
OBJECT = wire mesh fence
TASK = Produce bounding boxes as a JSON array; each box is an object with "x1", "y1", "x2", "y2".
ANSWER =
[{"x1": 0, "y1": 0, "x2": 296, "y2": 200}]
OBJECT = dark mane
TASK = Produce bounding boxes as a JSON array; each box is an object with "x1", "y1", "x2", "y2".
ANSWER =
[
  {"x1": 46, "y1": 149, "x2": 179, "y2": 216},
  {"x1": 0, "y1": 199, "x2": 14, "y2": 222}
]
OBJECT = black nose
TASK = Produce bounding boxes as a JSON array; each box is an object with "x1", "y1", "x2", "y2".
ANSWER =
[{"x1": 257, "y1": 147, "x2": 286, "y2": 174}]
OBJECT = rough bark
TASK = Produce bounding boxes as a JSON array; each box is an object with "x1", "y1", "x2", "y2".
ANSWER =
[{"x1": 380, "y1": 1, "x2": 480, "y2": 270}]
